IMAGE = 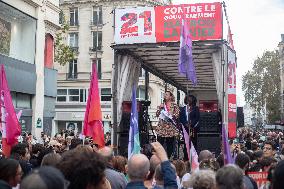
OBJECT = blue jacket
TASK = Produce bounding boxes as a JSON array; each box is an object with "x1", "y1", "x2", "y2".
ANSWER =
[
  {"x1": 153, "y1": 161, "x2": 178, "y2": 189},
  {"x1": 124, "y1": 181, "x2": 147, "y2": 189},
  {"x1": 125, "y1": 161, "x2": 177, "y2": 189}
]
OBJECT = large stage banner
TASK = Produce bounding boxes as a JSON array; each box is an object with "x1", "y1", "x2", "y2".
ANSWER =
[
  {"x1": 114, "y1": 7, "x2": 156, "y2": 44},
  {"x1": 114, "y1": 2, "x2": 222, "y2": 44},
  {"x1": 155, "y1": 3, "x2": 222, "y2": 42},
  {"x1": 227, "y1": 48, "x2": 237, "y2": 138}
]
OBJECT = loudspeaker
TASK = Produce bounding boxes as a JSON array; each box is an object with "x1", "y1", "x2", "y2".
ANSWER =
[
  {"x1": 118, "y1": 133, "x2": 128, "y2": 157},
  {"x1": 237, "y1": 107, "x2": 244, "y2": 128},
  {"x1": 199, "y1": 112, "x2": 220, "y2": 133},
  {"x1": 197, "y1": 133, "x2": 221, "y2": 155}
]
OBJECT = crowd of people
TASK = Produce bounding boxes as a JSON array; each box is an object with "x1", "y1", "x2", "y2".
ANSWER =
[{"x1": 0, "y1": 126, "x2": 284, "y2": 189}]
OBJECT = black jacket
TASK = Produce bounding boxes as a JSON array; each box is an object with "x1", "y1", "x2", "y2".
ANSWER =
[
  {"x1": 0, "y1": 180, "x2": 12, "y2": 189},
  {"x1": 179, "y1": 106, "x2": 200, "y2": 130}
]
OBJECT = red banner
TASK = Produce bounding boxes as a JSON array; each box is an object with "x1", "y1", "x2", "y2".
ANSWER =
[
  {"x1": 155, "y1": 3, "x2": 223, "y2": 42},
  {"x1": 247, "y1": 172, "x2": 269, "y2": 188},
  {"x1": 114, "y1": 3, "x2": 223, "y2": 44},
  {"x1": 227, "y1": 49, "x2": 237, "y2": 138}
]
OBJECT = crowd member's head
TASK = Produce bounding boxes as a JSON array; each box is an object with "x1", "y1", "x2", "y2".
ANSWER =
[
  {"x1": 260, "y1": 157, "x2": 276, "y2": 172},
  {"x1": 263, "y1": 141, "x2": 276, "y2": 158},
  {"x1": 199, "y1": 159, "x2": 220, "y2": 172},
  {"x1": 41, "y1": 153, "x2": 61, "y2": 167},
  {"x1": 188, "y1": 170, "x2": 216, "y2": 189},
  {"x1": 74, "y1": 145, "x2": 94, "y2": 154},
  {"x1": 69, "y1": 138, "x2": 83, "y2": 150},
  {"x1": 172, "y1": 159, "x2": 186, "y2": 178},
  {"x1": 145, "y1": 155, "x2": 161, "y2": 188},
  {"x1": 154, "y1": 163, "x2": 176, "y2": 186},
  {"x1": 272, "y1": 160, "x2": 284, "y2": 189},
  {"x1": 0, "y1": 158, "x2": 22, "y2": 187},
  {"x1": 216, "y1": 165, "x2": 244, "y2": 189},
  {"x1": 20, "y1": 166, "x2": 66, "y2": 189},
  {"x1": 253, "y1": 150, "x2": 263, "y2": 162},
  {"x1": 57, "y1": 150, "x2": 109, "y2": 189},
  {"x1": 127, "y1": 154, "x2": 150, "y2": 182},
  {"x1": 112, "y1": 155, "x2": 128, "y2": 174},
  {"x1": 48, "y1": 140, "x2": 62, "y2": 153},
  {"x1": 198, "y1": 150, "x2": 213, "y2": 163},
  {"x1": 11, "y1": 143, "x2": 30, "y2": 161},
  {"x1": 32, "y1": 143, "x2": 44, "y2": 157},
  {"x1": 235, "y1": 153, "x2": 250, "y2": 172},
  {"x1": 37, "y1": 147, "x2": 54, "y2": 166},
  {"x1": 251, "y1": 140, "x2": 259, "y2": 151},
  {"x1": 98, "y1": 146, "x2": 114, "y2": 164}
]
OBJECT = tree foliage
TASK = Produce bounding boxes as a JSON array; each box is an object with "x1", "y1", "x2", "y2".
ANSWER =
[
  {"x1": 242, "y1": 50, "x2": 280, "y2": 124},
  {"x1": 54, "y1": 10, "x2": 74, "y2": 66}
]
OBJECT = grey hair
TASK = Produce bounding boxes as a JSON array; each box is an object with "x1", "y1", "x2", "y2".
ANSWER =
[
  {"x1": 127, "y1": 155, "x2": 150, "y2": 181},
  {"x1": 188, "y1": 170, "x2": 216, "y2": 189},
  {"x1": 216, "y1": 165, "x2": 244, "y2": 189}
]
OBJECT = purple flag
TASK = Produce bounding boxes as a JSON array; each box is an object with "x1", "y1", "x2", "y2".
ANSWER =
[
  {"x1": 178, "y1": 19, "x2": 197, "y2": 86},
  {"x1": 128, "y1": 84, "x2": 140, "y2": 159},
  {"x1": 222, "y1": 124, "x2": 234, "y2": 164}
]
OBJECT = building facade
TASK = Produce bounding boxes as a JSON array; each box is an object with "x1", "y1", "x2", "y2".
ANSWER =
[
  {"x1": 55, "y1": 0, "x2": 174, "y2": 136},
  {"x1": 279, "y1": 34, "x2": 284, "y2": 122},
  {"x1": 0, "y1": 0, "x2": 60, "y2": 138}
]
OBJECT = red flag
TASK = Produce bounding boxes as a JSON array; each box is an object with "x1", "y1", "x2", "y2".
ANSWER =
[
  {"x1": 0, "y1": 65, "x2": 21, "y2": 157},
  {"x1": 83, "y1": 64, "x2": 105, "y2": 148}
]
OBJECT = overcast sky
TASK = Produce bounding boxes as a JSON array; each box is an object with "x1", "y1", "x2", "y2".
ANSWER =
[{"x1": 172, "y1": 0, "x2": 284, "y2": 106}]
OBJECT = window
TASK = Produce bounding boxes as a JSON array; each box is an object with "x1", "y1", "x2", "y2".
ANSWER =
[
  {"x1": 69, "y1": 33, "x2": 78, "y2": 47},
  {"x1": 68, "y1": 89, "x2": 79, "y2": 102},
  {"x1": 101, "y1": 88, "x2": 111, "y2": 101},
  {"x1": 68, "y1": 59, "x2": 77, "y2": 79},
  {"x1": 92, "y1": 59, "x2": 102, "y2": 79},
  {"x1": 137, "y1": 86, "x2": 145, "y2": 101},
  {"x1": 57, "y1": 89, "x2": 67, "y2": 102},
  {"x1": 92, "y1": 31, "x2": 102, "y2": 50},
  {"x1": 11, "y1": 92, "x2": 32, "y2": 109},
  {"x1": 70, "y1": 8, "x2": 78, "y2": 26},
  {"x1": 56, "y1": 89, "x2": 88, "y2": 103},
  {"x1": 93, "y1": 6, "x2": 102, "y2": 25}
]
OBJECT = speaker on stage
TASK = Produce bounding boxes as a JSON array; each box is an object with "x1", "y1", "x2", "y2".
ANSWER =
[
  {"x1": 196, "y1": 133, "x2": 221, "y2": 155},
  {"x1": 237, "y1": 107, "x2": 244, "y2": 128},
  {"x1": 198, "y1": 112, "x2": 220, "y2": 133}
]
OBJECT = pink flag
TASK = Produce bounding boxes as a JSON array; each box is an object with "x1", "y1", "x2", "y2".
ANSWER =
[
  {"x1": 182, "y1": 124, "x2": 190, "y2": 160},
  {"x1": 0, "y1": 65, "x2": 21, "y2": 157},
  {"x1": 83, "y1": 64, "x2": 105, "y2": 148},
  {"x1": 182, "y1": 124, "x2": 199, "y2": 171},
  {"x1": 190, "y1": 141, "x2": 199, "y2": 171}
]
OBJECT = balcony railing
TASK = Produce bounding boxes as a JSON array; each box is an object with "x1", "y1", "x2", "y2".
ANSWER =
[
  {"x1": 67, "y1": 73, "x2": 78, "y2": 80},
  {"x1": 90, "y1": 21, "x2": 103, "y2": 27},
  {"x1": 70, "y1": 46, "x2": 79, "y2": 53},
  {"x1": 89, "y1": 46, "x2": 103, "y2": 51}
]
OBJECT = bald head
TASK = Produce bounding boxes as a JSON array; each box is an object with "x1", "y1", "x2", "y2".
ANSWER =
[
  {"x1": 198, "y1": 150, "x2": 213, "y2": 162},
  {"x1": 128, "y1": 154, "x2": 150, "y2": 181},
  {"x1": 98, "y1": 146, "x2": 113, "y2": 162}
]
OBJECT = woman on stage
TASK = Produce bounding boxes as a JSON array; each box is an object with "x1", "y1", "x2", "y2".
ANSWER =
[
  {"x1": 156, "y1": 91, "x2": 180, "y2": 158},
  {"x1": 180, "y1": 94, "x2": 200, "y2": 160}
]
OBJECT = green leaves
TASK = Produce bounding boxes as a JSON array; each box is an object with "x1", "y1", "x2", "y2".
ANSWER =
[
  {"x1": 242, "y1": 50, "x2": 280, "y2": 124},
  {"x1": 54, "y1": 11, "x2": 74, "y2": 66}
]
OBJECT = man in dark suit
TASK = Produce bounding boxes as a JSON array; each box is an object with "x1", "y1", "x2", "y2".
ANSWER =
[{"x1": 179, "y1": 94, "x2": 200, "y2": 161}]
